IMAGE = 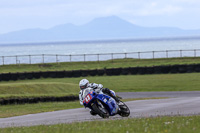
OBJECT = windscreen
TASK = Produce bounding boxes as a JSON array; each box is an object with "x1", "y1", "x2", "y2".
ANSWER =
[{"x1": 82, "y1": 87, "x2": 93, "y2": 98}]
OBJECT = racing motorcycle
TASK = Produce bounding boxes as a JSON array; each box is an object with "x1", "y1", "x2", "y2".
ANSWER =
[{"x1": 82, "y1": 87, "x2": 130, "y2": 118}]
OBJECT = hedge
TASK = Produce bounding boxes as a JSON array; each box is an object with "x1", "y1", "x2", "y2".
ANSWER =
[
  {"x1": 0, "y1": 64, "x2": 200, "y2": 82},
  {"x1": 0, "y1": 95, "x2": 79, "y2": 105}
]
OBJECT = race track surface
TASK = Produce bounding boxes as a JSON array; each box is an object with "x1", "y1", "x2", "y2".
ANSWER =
[{"x1": 0, "y1": 91, "x2": 200, "y2": 128}]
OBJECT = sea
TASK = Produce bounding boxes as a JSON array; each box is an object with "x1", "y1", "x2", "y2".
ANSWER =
[{"x1": 0, "y1": 37, "x2": 200, "y2": 65}]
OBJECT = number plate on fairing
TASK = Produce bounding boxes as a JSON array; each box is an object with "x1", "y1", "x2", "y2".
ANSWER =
[{"x1": 84, "y1": 94, "x2": 92, "y2": 104}]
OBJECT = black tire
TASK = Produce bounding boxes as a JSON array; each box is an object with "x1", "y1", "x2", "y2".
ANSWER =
[
  {"x1": 92, "y1": 100, "x2": 109, "y2": 118},
  {"x1": 118, "y1": 101, "x2": 130, "y2": 117}
]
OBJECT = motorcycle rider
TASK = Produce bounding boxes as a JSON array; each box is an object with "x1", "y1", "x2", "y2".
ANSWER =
[{"x1": 78, "y1": 79, "x2": 120, "y2": 115}]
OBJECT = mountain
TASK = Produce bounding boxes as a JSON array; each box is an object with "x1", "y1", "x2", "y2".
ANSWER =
[{"x1": 0, "y1": 16, "x2": 200, "y2": 44}]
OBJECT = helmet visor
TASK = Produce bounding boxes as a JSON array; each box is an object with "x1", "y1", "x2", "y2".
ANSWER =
[{"x1": 80, "y1": 84, "x2": 88, "y2": 90}]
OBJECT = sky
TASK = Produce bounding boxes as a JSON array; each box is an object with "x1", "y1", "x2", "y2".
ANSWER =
[{"x1": 0, "y1": 0, "x2": 200, "y2": 34}]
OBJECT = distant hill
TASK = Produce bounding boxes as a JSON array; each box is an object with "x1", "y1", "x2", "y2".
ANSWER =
[{"x1": 0, "y1": 16, "x2": 200, "y2": 44}]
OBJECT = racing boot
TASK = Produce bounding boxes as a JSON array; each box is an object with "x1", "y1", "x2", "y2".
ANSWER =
[
  {"x1": 112, "y1": 95, "x2": 120, "y2": 103},
  {"x1": 102, "y1": 88, "x2": 121, "y2": 103},
  {"x1": 109, "y1": 92, "x2": 120, "y2": 102}
]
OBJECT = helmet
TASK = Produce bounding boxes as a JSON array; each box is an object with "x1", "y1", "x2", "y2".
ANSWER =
[{"x1": 79, "y1": 79, "x2": 89, "y2": 90}]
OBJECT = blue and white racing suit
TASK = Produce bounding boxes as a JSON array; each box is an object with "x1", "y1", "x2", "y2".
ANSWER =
[{"x1": 79, "y1": 83, "x2": 103, "y2": 105}]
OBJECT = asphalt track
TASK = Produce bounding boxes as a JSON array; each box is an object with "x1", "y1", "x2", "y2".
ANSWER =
[{"x1": 0, "y1": 91, "x2": 200, "y2": 128}]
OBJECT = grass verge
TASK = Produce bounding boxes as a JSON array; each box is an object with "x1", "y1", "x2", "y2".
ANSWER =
[
  {"x1": 0, "y1": 101, "x2": 82, "y2": 118},
  {"x1": 1, "y1": 115, "x2": 200, "y2": 133},
  {"x1": 1, "y1": 73, "x2": 200, "y2": 99},
  {"x1": 0, "y1": 57, "x2": 200, "y2": 73}
]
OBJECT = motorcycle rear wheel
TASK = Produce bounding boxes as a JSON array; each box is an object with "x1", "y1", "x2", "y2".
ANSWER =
[{"x1": 92, "y1": 100, "x2": 109, "y2": 118}]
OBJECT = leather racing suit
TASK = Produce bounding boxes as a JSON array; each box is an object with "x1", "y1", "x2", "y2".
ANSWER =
[
  {"x1": 79, "y1": 83, "x2": 103, "y2": 105},
  {"x1": 79, "y1": 83, "x2": 119, "y2": 105}
]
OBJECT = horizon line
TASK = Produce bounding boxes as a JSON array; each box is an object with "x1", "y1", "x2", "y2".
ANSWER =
[{"x1": 0, "y1": 35, "x2": 200, "y2": 46}]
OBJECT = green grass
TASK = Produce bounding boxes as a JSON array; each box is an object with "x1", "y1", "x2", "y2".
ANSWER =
[
  {"x1": 0, "y1": 101, "x2": 82, "y2": 118},
  {"x1": 0, "y1": 57, "x2": 199, "y2": 130},
  {"x1": 1, "y1": 57, "x2": 200, "y2": 73},
  {"x1": 0, "y1": 73, "x2": 200, "y2": 119},
  {"x1": 1, "y1": 115, "x2": 200, "y2": 133},
  {"x1": 0, "y1": 81, "x2": 79, "y2": 99},
  {"x1": 1, "y1": 73, "x2": 200, "y2": 99}
]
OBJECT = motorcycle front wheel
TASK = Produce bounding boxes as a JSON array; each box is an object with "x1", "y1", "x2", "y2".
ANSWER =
[
  {"x1": 118, "y1": 101, "x2": 130, "y2": 117},
  {"x1": 92, "y1": 99, "x2": 109, "y2": 118}
]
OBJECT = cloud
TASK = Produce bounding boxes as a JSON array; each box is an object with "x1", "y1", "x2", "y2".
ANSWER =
[
  {"x1": 0, "y1": 0, "x2": 66, "y2": 8},
  {"x1": 174, "y1": 0, "x2": 200, "y2": 3},
  {"x1": 137, "y1": 4, "x2": 182, "y2": 16},
  {"x1": 0, "y1": 0, "x2": 190, "y2": 17}
]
